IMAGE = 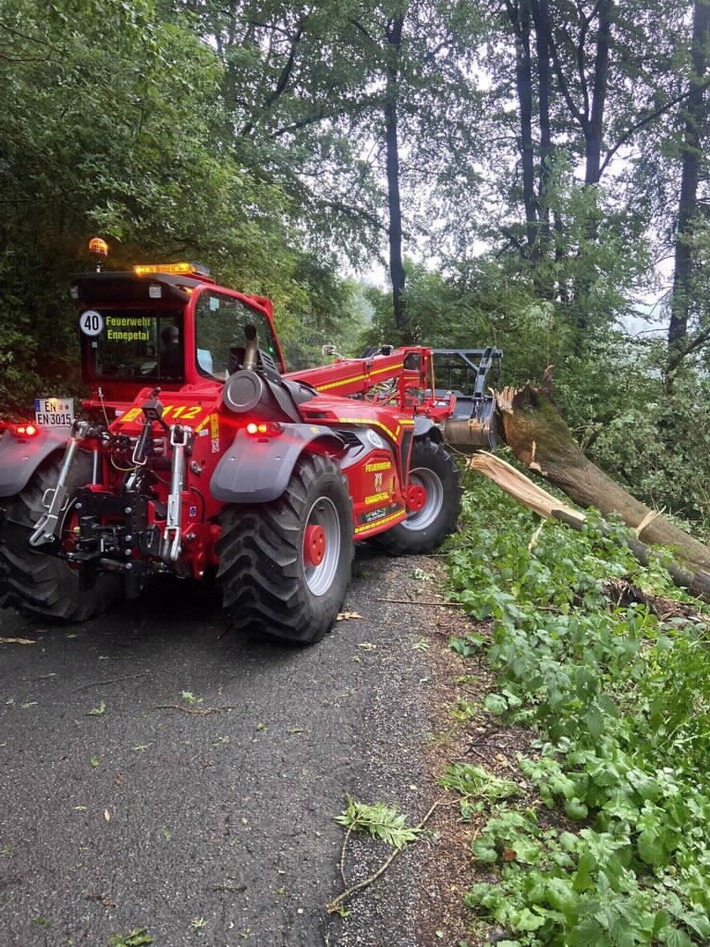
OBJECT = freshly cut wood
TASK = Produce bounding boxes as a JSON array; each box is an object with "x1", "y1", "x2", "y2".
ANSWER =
[
  {"x1": 468, "y1": 451, "x2": 585, "y2": 527},
  {"x1": 469, "y1": 450, "x2": 710, "y2": 603},
  {"x1": 494, "y1": 368, "x2": 710, "y2": 578}
]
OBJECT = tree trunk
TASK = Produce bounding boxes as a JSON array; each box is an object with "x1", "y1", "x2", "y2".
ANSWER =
[
  {"x1": 507, "y1": 0, "x2": 538, "y2": 254},
  {"x1": 534, "y1": 0, "x2": 553, "y2": 262},
  {"x1": 384, "y1": 13, "x2": 408, "y2": 341},
  {"x1": 584, "y1": 0, "x2": 613, "y2": 186},
  {"x1": 469, "y1": 452, "x2": 710, "y2": 603},
  {"x1": 495, "y1": 369, "x2": 710, "y2": 577},
  {"x1": 667, "y1": 0, "x2": 710, "y2": 366}
]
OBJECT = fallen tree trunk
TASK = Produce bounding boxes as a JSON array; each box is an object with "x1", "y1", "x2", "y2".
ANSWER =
[
  {"x1": 490, "y1": 367, "x2": 710, "y2": 584},
  {"x1": 469, "y1": 451, "x2": 710, "y2": 604}
]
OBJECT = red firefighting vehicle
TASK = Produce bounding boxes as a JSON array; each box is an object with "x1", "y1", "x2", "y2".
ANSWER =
[{"x1": 0, "y1": 245, "x2": 499, "y2": 643}]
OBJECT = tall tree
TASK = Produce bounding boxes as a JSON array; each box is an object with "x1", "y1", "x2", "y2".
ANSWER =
[
  {"x1": 667, "y1": 0, "x2": 710, "y2": 372},
  {"x1": 475, "y1": 0, "x2": 703, "y2": 351},
  {"x1": 383, "y1": 9, "x2": 408, "y2": 336}
]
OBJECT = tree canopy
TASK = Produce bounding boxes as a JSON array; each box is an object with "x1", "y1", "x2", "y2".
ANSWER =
[{"x1": 1, "y1": 0, "x2": 708, "y2": 529}]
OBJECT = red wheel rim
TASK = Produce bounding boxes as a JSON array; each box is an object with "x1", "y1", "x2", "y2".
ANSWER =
[
  {"x1": 407, "y1": 483, "x2": 427, "y2": 513},
  {"x1": 303, "y1": 524, "x2": 326, "y2": 567}
]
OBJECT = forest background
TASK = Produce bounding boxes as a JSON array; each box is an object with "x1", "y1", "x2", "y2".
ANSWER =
[{"x1": 0, "y1": 0, "x2": 708, "y2": 537}]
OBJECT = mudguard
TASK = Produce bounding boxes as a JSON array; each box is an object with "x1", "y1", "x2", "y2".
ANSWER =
[
  {"x1": 413, "y1": 416, "x2": 440, "y2": 440},
  {"x1": 0, "y1": 428, "x2": 68, "y2": 498},
  {"x1": 209, "y1": 424, "x2": 343, "y2": 504}
]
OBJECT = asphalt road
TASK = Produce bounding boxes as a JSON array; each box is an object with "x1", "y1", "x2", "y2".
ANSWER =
[{"x1": 0, "y1": 549, "x2": 446, "y2": 947}]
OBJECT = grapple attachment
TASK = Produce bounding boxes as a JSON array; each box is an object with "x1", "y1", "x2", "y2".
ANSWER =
[{"x1": 433, "y1": 348, "x2": 502, "y2": 450}]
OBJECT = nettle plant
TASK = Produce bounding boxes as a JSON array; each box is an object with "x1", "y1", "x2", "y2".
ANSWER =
[{"x1": 446, "y1": 478, "x2": 710, "y2": 946}]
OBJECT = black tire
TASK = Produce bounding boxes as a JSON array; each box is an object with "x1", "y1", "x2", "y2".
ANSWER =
[
  {"x1": 217, "y1": 453, "x2": 354, "y2": 644},
  {"x1": 0, "y1": 453, "x2": 122, "y2": 621},
  {"x1": 372, "y1": 438, "x2": 461, "y2": 555}
]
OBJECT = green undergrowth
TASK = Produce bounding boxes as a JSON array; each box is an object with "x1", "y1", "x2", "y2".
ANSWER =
[{"x1": 444, "y1": 477, "x2": 710, "y2": 946}]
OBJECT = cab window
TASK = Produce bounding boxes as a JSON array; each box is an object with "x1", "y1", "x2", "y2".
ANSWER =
[
  {"x1": 82, "y1": 310, "x2": 183, "y2": 381},
  {"x1": 194, "y1": 292, "x2": 279, "y2": 380}
]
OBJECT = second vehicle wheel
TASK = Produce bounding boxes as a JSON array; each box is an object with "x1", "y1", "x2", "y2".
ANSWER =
[
  {"x1": 217, "y1": 452, "x2": 353, "y2": 644},
  {"x1": 0, "y1": 453, "x2": 123, "y2": 621},
  {"x1": 372, "y1": 438, "x2": 461, "y2": 555}
]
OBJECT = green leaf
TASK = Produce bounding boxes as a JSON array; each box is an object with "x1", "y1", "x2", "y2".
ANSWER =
[
  {"x1": 470, "y1": 840, "x2": 498, "y2": 863},
  {"x1": 484, "y1": 693, "x2": 508, "y2": 715},
  {"x1": 664, "y1": 929, "x2": 694, "y2": 947},
  {"x1": 567, "y1": 919, "x2": 611, "y2": 947},
  {"x1": 513, "y1": 907, "x2": 547, "y2": 932},
  {"x1": 449, "y1": 635, "x2": 484, "y2": 656},
  {"x1": 564, "y1": 798, "x2": 589, "y2": 821},
  {"x1": 439, "y1": 764, "x2": 521, "y2": 802},
  {"x1": 543, "y1": 877, "x2": 578, "y2": 916},
  {"x1": 510, "y1": 836, "x2": 541, "y2": 864},
  {"x1": 572, "y1": 851, "x2": 597, "y2": 892},
  {"x1": 583, "y1": 707, "x2": 604, "y2": 738},
  {"x1": 637, "y1": 829, "x2": 665, "y2": 867},
  {"x1": 334, "y1": 796, "x2": 420, "y2": 849},
  {"x1": 108, "y1": 929, "x2": 154, "y2": 947}
]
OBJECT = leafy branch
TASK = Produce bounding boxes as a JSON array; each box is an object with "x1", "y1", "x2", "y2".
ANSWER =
[{"x1": 326, "y1": 796, "x2": 447, "y2": 914}]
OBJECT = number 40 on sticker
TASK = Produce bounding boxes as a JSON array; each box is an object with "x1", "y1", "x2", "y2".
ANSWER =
[{"x1": 80, "y1": 310, "x2": 104, "y2": 336}]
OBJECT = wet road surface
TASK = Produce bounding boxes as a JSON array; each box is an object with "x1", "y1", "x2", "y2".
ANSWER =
[{"x1": 0, "y1": 550, "x2": 444, "y2": 947}]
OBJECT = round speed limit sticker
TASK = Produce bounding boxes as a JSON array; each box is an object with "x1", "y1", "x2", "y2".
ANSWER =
[{"x1": 79, "y1": 310, "x2": 104, "y2": 337}]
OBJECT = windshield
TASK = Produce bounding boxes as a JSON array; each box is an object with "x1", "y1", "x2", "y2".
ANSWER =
[
  {"x1": 194, "y1": 291, "x2": 279, "y2": 380},
  {"x1": 80, "y1": 309, "x2": 184, "y2": 382}
]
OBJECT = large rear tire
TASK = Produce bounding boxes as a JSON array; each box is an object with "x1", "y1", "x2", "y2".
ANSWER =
[
  {"x1": 372, "y1": 438, "x2": 461, "y2": 555},
  {"x1": 217, "y1": 453, "x2": 353, "y2": 644},
  {"x1": 0, "y1": 453, "x2": 122, "y2": 621}
]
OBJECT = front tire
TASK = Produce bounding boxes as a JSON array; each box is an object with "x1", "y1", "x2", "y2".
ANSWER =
[
  {"x1": 372, "y1": 438, "x2": 461, "y2": 555},
  {"x1": 217, "y1": 453, "x2": 353, "y2": 644},
  {"x1": 0, "y1": 454, "x2": 122, "y2": 621}
]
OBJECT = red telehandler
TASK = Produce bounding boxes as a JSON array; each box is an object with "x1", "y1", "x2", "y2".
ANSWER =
[{"x1": 0, "y1": 248, "x2": 499, "y2": 643}]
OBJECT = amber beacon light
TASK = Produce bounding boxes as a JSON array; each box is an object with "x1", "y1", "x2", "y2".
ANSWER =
[{"x1": 88, "y1": 237, "x2": 109, "y2": 256}]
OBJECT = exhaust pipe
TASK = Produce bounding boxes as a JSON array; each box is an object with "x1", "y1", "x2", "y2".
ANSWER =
[{"x1": 243, "y1": 324, "x2": 258, "y2": 372}]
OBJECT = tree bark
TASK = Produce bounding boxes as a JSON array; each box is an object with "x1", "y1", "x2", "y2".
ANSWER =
[
  {"x1": 495, "y1": 368, "x2": 710, "y2": 578},
  {"x1": 533, "y1": 0, "x2": 553, "y2": 261},
  {"x1": 384, "y1": 13, "x2": 408, "y2": 341},
  {"x1": 667, "y1": 0, "x2": 710, "y2": 364},
  {"x1": 584, "y1": 0, "x2": 613, "y2": 186},
  {"x1": 507, "y1": 0, "x2": 538, "y2": 254}
]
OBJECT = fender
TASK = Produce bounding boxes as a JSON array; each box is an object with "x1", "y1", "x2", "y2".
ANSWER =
[
  {"x1": 413, "y1": 416, "x2": 441, "y2": 441},
  {"x1": 0, "y1": 428, "x2": 68, "y2": 498},
  {"x1": 210, "y1": 424, "x2": 343, "y2": 504}
]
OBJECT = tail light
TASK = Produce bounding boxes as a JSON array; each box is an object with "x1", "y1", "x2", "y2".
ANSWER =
[
  {"x1": 245, "y1": 421, "x2": 282, "y2": 438},
  {"x1": 11, "y1": 423, "x2": 40, "y2": 440}
]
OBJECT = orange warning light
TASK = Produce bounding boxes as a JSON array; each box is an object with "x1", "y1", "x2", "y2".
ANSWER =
[
  {"x1": 88, "y1": 237, "x2": 109, "y2": 257},
  {"x1": 133, "y1": 262, "x2": 210, "y2": 278}
]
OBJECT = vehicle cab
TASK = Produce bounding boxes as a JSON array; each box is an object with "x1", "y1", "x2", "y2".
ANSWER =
[{"x1": 72, "y1": 262, "x2": 285, "y2": 416}]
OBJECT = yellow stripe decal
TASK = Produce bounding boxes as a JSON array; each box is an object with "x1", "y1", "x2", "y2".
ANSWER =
[
  {"x1": 194, "y1": 414, "x2": 211, "y2": 433},
  {"x1": 315, "y1": 364, "x2": 401, "y2": 392},
  {"x1": 119, "y1": 407, "x2": 142, "y2": 424},
  {"x1": 355, "y1": 510, "x2": 406, "y2": 535},
  {"x1": 338, "y1": 418, "x2": 401, "y2": 441},
  {"x1": 316, "y1": 374, "x2": 367, "y2": 391}
]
